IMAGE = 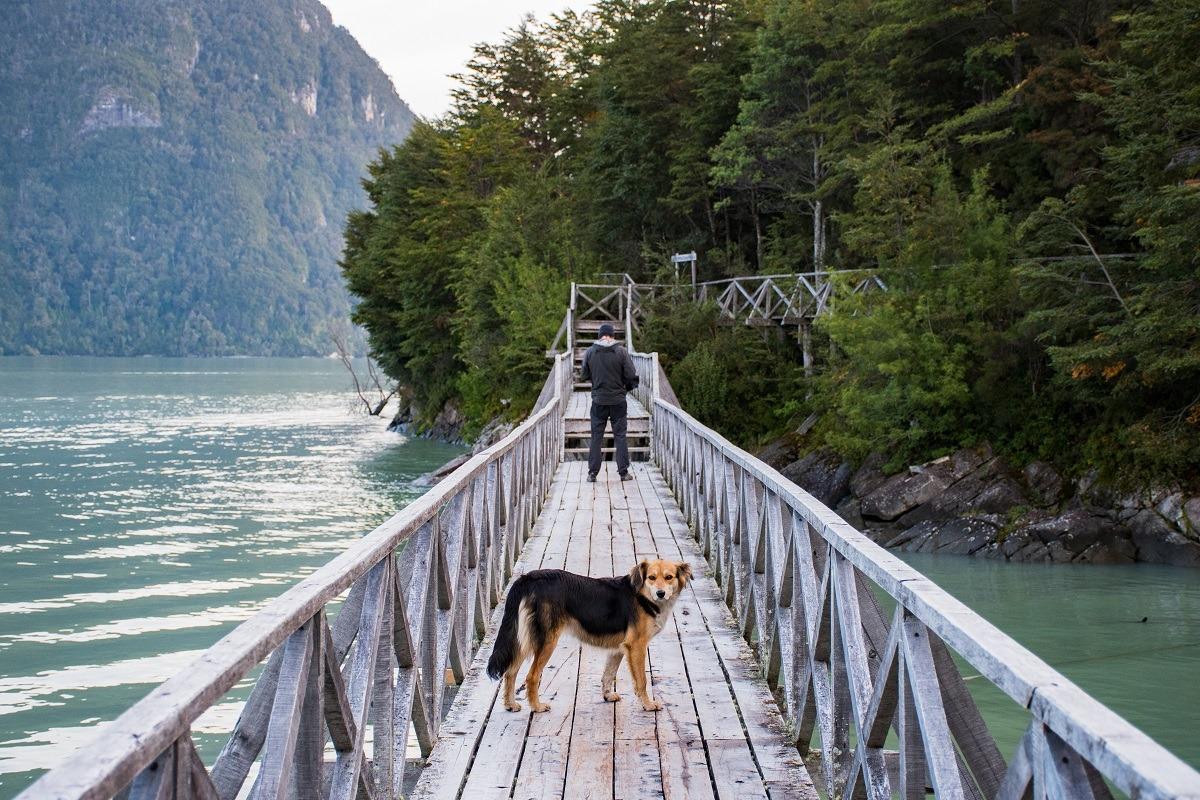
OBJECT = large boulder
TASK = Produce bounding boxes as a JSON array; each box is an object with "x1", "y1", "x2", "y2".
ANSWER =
[
  {"x1": 1016, "y1": 508, "x2": 1123, "y2": 555},
  {"x1": 884, "y1": 520, "x2": 939, "y2": 551},
  {"x1": 1075, "y1": 536, "x2": 1137, "y2": 565},
  {"x1": 471, "y1": 416, "x2": 516, "y2": 453},
  {"x1": 1022, "y1": 461, "x2": 1064, "y2": 507},
  {"x1": 859, "y1": 446, "x2": 993, "y2": 522},
  {"x1": 972, "y1": 477, "x2": 1030, "y2": 515},
  {"x1": 923, "y1": 517, "x2": 1000, "y2": 556},
  {"x1": 426, "y1": 400, "x2": 466, "y2": 443},
  {"x1": 755, "y1": 438, "x2": 799, "y2": 470},
  {"x1": 836, "y1": 497, "x2": 865, "y2": 531},
  {"x1": 1129, "y1": 510, "x2": 1200, "y2": 567},
  {"x1": 860, "y1": 470, "x2": 944, "y2": 522},
  {"x1": 781, "y1": 449, "x2": 853, "y2": 507},
  {"x1": 1151, "y1": 492, "x2": 1195, "y2": 535},
  {"x1": 388, "y1": 397, "x2": 416, "y2": 434},
  {"x1": 849, "y1": 452, "x2": 888, "y2": 498},
  {"x1": 896, "y1": 456, "x2": 1017, "y2": 526},
  {"x1": 1185, "y1": 497, "x2": 1200, "y2": 536}
]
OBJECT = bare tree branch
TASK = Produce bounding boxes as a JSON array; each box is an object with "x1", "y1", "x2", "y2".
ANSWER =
[
  {"x1": 332, "y1": 330, "x2": 397, "y2": 416},
  {"x1": 1052, "y1": 213, "x2": 1133, "y2": 318}
]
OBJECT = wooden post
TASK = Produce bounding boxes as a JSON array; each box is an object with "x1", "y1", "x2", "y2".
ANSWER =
[{"x1": 800, "y1": 320, "x2": 813, "y2": 379}]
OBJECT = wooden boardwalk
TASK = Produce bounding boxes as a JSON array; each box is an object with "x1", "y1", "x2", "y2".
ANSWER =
[{"x1": 411, "y1": 459, "x2": 816, "y2": 800}]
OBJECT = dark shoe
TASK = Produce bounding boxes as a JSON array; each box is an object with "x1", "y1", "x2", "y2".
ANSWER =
[
  {"x1": 620, "y1": 471, "x2": 633, "y2": 481},
  {"x1": 587, "y1": 473, "x2": 597, "y2": 483}
]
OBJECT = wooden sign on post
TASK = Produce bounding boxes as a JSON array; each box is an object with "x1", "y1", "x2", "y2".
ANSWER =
[{"x1": 671, "y1": 251, "x2": 698, "y2": 291}]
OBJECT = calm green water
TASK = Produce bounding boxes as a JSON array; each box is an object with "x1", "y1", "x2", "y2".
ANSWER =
[
  {"x1": 0, "y1": 357, "x2": 464, "y2": 797},
  {"x1": 897, "y1": 553, "x2": 1200, "y2": 775}
]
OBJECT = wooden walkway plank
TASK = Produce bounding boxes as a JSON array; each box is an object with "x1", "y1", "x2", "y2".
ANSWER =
[
  {"x1": 631, "y1": 471, "x2": 769, "y2": 800},
  {"x1": 637, "y1": 468, "x2": 817, "y2": 800},
  {"x1": 513, "y1": 461, "x2": 586, "y2": 800},
  {"x1": 611, "y1": 476, "x2": 667, "y2": 800},
  {"x1": 411, "y1": 463, "x2": 574, "y2": 800},
  {"x1": 626, "y1": 483, "x2": 714, "y2": 800},
  {"x1": 462, "y1": 462, "x2": 586, "y2": 800},
  {"x1": 563, "y1": 472, "x2": 616, "y2": 800}
]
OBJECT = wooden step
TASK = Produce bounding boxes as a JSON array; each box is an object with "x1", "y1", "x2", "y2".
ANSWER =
[
  {"x1": 565, "y1": 420, "x2": 649, "y2": 434},
  {"x1": 573, "y1": 319, "x2": 622, "y2": 331},
  {"x1": 563, "y1": 446, "x2": 651, "y2": 460}
]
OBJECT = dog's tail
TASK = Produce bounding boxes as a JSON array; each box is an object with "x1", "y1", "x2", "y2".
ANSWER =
[{"x1": 486, "y1": 577, "x2": 530, "y2": 680}]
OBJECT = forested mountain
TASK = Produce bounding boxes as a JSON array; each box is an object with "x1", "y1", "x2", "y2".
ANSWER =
[
  {"x1": 343, "y1": 0, "x2": 1198, "y2": 489},
  {"x1": 0, "y1": 0, "x2": 414, "y2": 356}
]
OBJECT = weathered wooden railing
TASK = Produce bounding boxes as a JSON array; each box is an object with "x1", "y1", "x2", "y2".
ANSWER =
[
  {"x1": 694, "y1": 271, "x2": 886, "y2": 326},
  {"x1": 550, "y1": 272, "x2": 887, "y2": 353},
  {"x1": 635, "y1": 350, "x2": 1200, "y2": 800},
  {"x1": 22, "y1": 354, "x2": 573, "y2": 800}
]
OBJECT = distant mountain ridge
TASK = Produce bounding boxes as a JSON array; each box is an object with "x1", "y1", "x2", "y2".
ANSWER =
[{"x1": 0, "y1": 0, "x2": 414, "y2": 355}]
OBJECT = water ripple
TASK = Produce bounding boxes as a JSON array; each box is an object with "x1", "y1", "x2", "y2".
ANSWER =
[{"x1": 0, "y1": 356, "x2": 466, "y2": 793}]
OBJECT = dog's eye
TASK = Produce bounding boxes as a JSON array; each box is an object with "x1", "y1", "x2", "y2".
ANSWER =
[
  {"x1": 665, "y1": 575, "x2": 674, "y2": 581},
  {"x1": 648, "y1": 575, "x2": 657, "y2": 580}
]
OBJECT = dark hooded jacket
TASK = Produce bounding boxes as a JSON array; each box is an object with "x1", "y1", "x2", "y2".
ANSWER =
[{"x1": 580, "y1": 340, "x2": 639, "y2": 405}]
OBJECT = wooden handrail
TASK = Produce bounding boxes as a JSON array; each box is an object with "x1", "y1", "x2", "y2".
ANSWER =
[
  {"x1": 22, "y1": 355, "x2": 573, "y2": 800},
  {"x1": 646, "y1": 382, "x2": 1200, "y2": 800}
]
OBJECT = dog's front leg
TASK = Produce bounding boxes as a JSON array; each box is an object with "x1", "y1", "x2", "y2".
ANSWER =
[
  {"x1": 622, "y1": 641, "x2": 662, "y2": 711},
  {"x1": 601, "y1": 650, "x2": 624, "y2": 702}
]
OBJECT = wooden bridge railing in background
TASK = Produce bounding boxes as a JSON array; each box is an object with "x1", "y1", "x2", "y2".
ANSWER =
[
  {"x1": 695, "y1": 271, "x2": 885, "y2": 326},
  {"x1": 632, "y1": 352, "x2": 1200, "y2": 800},
  {"x1": 549, "y1": 272, "x2": 887, "y2": 356},
  {"x1": 21, "y1": 354, "x2": 573, "y2": 800}
]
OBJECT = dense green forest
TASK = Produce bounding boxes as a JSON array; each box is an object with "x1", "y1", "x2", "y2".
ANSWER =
[
  {"x1": 0, "y1": 0, "x2": 413, "y2": 356},
  {"x1": 342, "y1": 0, "x2": 1199, "y2": 489}
]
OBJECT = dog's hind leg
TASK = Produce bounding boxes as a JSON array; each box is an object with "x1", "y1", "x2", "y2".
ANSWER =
[
  {"x1": 525, "y1": 629, "x2": 560, "y2": 713},
  {"x1": 503, "y1": 662, "x2": 523, "y2": 712},
  {"x1": 601, "y1": 650, "x2": 624, "y2": 702},
  {"x1": 504, "y1": 600, "x2": 535, "y2": 712}
]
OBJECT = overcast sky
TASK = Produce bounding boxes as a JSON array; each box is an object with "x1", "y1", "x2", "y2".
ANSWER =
[{"x1": 323, "y1": 0, "x2": 589, "y2": 119}]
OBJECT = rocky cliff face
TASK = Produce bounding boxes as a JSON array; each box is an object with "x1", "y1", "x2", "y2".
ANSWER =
[
  {"x1": 0, "y1": 0, "x2": 415, "y2": 356},
  {"x1": 764, "y1": 444, "x2": 1200, "y2": 568}
]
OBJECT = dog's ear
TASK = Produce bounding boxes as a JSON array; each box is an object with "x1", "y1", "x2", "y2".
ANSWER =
[
  {"x1": 676, "y1": 562, "x2": 693, "y2": 587},
  {"x1": 629, "y1": 560, "x2": 648, "y2": 590}
]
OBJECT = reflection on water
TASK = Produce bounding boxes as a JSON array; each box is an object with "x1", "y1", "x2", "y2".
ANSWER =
[{"x1": 0, "y1": 357, "x2": 463, "y2": 797}]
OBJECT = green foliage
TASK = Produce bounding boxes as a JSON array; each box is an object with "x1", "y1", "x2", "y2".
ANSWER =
[
  {"x1": 1014, "y1": 0, "x2": 1200, "y2": 486},
  {"x1": 342, "y1": 0, "x2": 1195, "y2": 488},
  {"x1": 0, "y1": 0, "x2": 414, "y2": 356},
  {"x1": 637, "y1": 290, "x2": 801, "y2": 443}
]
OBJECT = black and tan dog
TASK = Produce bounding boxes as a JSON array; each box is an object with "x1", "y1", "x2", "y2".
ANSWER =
[{"x1": 486, "y1": 559, "x2": 692, "y2": 712}]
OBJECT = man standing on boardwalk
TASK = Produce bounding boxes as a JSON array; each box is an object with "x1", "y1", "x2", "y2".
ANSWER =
[{"x1": 580, "y1": 322, "x2": 639, "y2": 482}]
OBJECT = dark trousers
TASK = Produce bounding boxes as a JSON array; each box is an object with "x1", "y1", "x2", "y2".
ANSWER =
[{"x1": 588, "y1": 400, "x2": 629, "y2": 476}]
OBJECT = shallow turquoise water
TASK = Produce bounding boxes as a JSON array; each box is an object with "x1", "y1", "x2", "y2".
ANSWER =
[
  {"x1": 0, "y1": 357, "x2": 464, "y2": 797},
  {"x1": 897, "y1": 553, "x2": 1200, "y2": 775}
]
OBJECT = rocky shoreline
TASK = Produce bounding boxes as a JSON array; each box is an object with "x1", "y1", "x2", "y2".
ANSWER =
[
  {"x1": 392, "y1": 399, "x2": 517, "y2": 487},
  {"x1": 762, "y1": 443, "x2": 1200, "y2": 568}
]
